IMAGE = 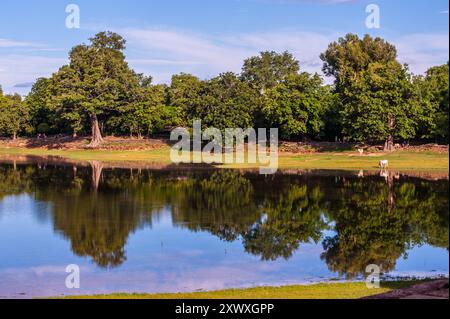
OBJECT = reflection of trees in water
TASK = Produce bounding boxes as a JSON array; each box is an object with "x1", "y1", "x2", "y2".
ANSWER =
[
  {"x1": 172, "y1": 170, "x2": 258, "y2": 241},
  {"x1": 0, "y1": 163, "x2": 448, "y2": 277},
  {"x1": 321, "y1": 178, "x2": 449, "y2": 278},
  {"x1": 243, "y1": 185, "x2": 327, "y2": 260}
]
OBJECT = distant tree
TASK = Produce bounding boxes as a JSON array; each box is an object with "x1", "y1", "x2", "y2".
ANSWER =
[
  {"x1": 193, "y1": 72, "x2": 258, "y2": 132},
  {"x1": 25, "y1": 78, "x2": 57, "y2": 135},
  {"x1": 241, "y1": 51, "x2": 300, "y2": 95},
  {"x1": 415, "y1": 63, "x2": 449, "y2": 142},
  {"x1": 109, "y1": 76, "x2": 171, "y2": 138},
  {"x1": 168, "y1": 73, "x2": 203, "y2": 127},
  {"x1": 262, "y1": 72, "x2": 331, "y2": 140},
  {"x1": 0, "y1": 93, "x2": 29, "y2": 139}
]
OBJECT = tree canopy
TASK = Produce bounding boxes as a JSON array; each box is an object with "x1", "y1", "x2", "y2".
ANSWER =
[{"x1": 0, "y1": 32, "x2": 448, "y2": 147}]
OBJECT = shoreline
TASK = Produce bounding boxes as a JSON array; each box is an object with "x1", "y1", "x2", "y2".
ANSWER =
[
  {"x1": 0, "y1": 141, "x2": 448, "y2": 172},
  {"x1": 0, "y1": 147, "x2": 449, "y2": 178},
  {"x1": 57, "y1": 279, "x2": 448, "y2": 299}
]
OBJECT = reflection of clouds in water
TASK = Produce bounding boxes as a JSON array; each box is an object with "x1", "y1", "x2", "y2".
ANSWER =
[{"x1": 0, "y1": 242, "x2": 332, "y2": 298}]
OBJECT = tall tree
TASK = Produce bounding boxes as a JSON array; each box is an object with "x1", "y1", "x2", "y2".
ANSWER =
[
  {"x1": 50, "y1": 31, "x2": 141, "y2": 147},
  {"x1": 321, "y1": 34, "x2": 418, "y2": 149},
  {"x1": 341, "y1": 62, "x2": 419, "y2": 148}
]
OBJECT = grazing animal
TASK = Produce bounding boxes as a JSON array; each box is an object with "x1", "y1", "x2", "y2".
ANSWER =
[{"x1": 378, "y1": 160, "x2": 389, "y2": 169}]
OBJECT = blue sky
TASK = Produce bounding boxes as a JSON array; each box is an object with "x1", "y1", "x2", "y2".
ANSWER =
[{"x1": 0, "y1": 0, "x2": 448, "y2": 95}]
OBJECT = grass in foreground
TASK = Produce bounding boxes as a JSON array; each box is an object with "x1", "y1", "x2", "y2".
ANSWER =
[
  {"x1": 64, "y1": 281, "x2": 427, "y2": 299},
  {"x1": 1, "y1": 147, "x2": 448, "y2": 171}
]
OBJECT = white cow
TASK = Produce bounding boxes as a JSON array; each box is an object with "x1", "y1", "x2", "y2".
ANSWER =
[{"x1": 378, "y1": 160, "x2": 389, "y2": 169}]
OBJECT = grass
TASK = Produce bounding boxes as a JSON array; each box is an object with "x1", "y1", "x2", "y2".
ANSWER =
[
  {"x1": 63, "y1": 281, "x2": 427, "y2": 299},
  {"x1": 0, "y1": 147, "x2": 448, "y2": 171}
]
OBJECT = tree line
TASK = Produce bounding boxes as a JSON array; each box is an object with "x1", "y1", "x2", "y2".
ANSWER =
[{"x1": 0, "y1": 31, "x2": 448, "y2": 149}]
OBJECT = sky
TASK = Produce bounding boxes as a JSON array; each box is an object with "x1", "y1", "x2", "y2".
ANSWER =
[{"x1": 0, "y1": 0, "x2": 448, "y2": 95}]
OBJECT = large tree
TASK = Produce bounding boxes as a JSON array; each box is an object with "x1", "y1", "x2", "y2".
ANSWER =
[
  {"x1": 50, "y1": 31, "x2": 141, "y2": 147},
  {"x1": 321, "y1": 34, "x2": 417, "y2": 149},
  {"x1": 340, "y1": 61, "x2": 419, "y2": 148}
]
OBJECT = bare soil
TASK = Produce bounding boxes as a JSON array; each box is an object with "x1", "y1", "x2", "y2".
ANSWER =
[
  {"x1": 363, "y1": 279, "x2": 449, "y2": 299},
  {"x1": 0, "y1": 136, "x2": 169, "y2": 151},
  {"x1": 1, "y1": 137, "x2": 448, "y2": 154}
]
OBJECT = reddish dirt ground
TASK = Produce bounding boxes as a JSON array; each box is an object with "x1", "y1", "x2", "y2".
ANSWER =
[
  {"x1": 364, "y1": 279, "x2": 449, "y2": 299},
  {"x1": 1, "y1": 136, "x2": 448, "y2": 154}
]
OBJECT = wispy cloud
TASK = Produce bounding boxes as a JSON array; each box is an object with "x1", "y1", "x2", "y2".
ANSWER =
[
  {"x1": 0, "y1": 28, "x2": 448, "y2": 95},
  {"x1": 0, "y1": 38, "x2": 36, "y2": 48},
  {"x1": 120, "y1": 27, "x2": 339, "y2": 83},
  {"x1": 120, "y1": 27, "x2": 448, "y2": 84},
  {"x1": 395, "y1": 33, "x2": 449, "y2": 75},
  {"x1": 0, "y1": 55, "x2": 66, "y2": 94}
]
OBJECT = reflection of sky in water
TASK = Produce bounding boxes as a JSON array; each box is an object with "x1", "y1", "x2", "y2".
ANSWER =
[{"x1": 0, "y1": 194, "x2": 448, "y2": 298}]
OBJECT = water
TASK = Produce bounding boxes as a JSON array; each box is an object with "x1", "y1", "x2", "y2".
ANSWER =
[{"x1": 0, "y1": 159, "x2": 448, "y2": 298}]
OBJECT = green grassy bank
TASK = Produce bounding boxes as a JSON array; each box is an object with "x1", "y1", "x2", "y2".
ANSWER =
[
  {"x1": 63, "y1": 281, "x2": 428, "y2": 299},
  {"x1": 0, "y1": 147, "x2": 448, "y2": 171}
]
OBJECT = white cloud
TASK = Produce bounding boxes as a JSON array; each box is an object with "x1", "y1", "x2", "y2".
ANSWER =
[
  {"x1": 0, "y1": 38, "x2": 35, "y2": 48},
  {"x1": 121, "y1": 27, "x2": 448, "y2": 85},
  {"x1": 120, "y1": 27, "x2": 339, "y2": 84},
  {"x1": 395, "y1": 33, "x2": 449, "y2": 75},
  {"x1": 0, "y1": 55, "x2": 66, "y2": 95},
  {"x1": 0, "y1": 29, "x2": 448, "y2": 95}
]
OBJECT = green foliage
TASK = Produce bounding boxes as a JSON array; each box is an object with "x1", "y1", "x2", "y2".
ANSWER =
[
  {"x1": 0, "y1": 93, "x2": 29, "y2": 139},
  {"x1": 188, "y1": 72, "x2": 259, "y2": 132},
  {"x1": 37, "y1": 123, "x2": 50, "y2": 134},
  {"x1": 415, "y1": 63, "x2": 449, "y2": 142},
  {"x1": 241, "y1": 51, "x2": 300, "y2": 94},
  {"x1": 168, "y1": 73, "x2": 203, "y2": 127},
  {"x1": 339, "y1": 62, "x2": 419, "y2": 143},
  {"x1": 262, "y1": 73, "x2": 331, "y2": 140},
  {"x1": 321, "y1": 34, "x2": 420, "y2": 145},
  {"x1": 49, "y1": 31, "x2": 141, "y2": 142},
  {"x1": 0, "y1": 32, "x2": 447, "y2": 145},
  {"x1": 25, "y1": 78, "x2": 56, "y2": 134}
]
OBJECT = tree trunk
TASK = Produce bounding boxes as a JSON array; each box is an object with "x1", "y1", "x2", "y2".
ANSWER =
[
  {"x1": 87, "y1": 114, "x2": 103, "y2": 148},
  {"x1": 384, "y1": 115, "x2": 395, "y2": 152},
  {"x1": 72, "y1": 131, "x2": 77, "y2": 138},
  {"x1": 89, "y1": 160, "x2": 103, "y2": 191},
  {"x1": 384, "y1": 134, "x2": 394, "y2": 151},
  {"x1": 12, "y1": 132, "x2": 17, "y2": 140}
]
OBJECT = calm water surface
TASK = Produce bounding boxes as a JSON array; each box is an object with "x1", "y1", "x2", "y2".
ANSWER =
[{"x1": 0, "y1": 160, "x2": 448, "y2": 298}]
